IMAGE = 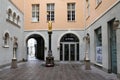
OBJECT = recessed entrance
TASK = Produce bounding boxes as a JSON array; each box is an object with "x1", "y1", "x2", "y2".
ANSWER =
[
  {"x1": 108, "y1": 19, "x2": 117, "y2": 74},
  {"x1": 60, "y1": 33, "x2": 79, "y2": 61},
  {"x1": 26, "y1": 34, "x2": 45, "y2": 61}
]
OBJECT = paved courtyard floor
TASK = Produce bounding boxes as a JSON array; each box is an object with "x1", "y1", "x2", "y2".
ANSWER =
[{"x1": 0, "y1": 60, "x2": 119, "y2": 80}]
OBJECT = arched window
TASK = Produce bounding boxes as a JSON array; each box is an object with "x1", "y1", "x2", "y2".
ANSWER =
[
  {"x1": 17, "y1": 15, "x2": 20, "y2": 24},
  {"x1": 13, "y1": 12, "x2": 16, "y2": 22},
  {"x1": 4, "y1": 32, "x2": 10, "y2": 47},
  {"x1": 7, "y1": 8, "x2": 12, "y2": 19}
]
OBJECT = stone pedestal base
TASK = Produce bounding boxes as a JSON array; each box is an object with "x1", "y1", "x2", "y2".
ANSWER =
[
  {"x1": 11, "y1": 59, "x2": 17, "y2": 69},
  {"x1": 46, "y1": 56, "x2": 54, "y2": 67},
  {"x1": 85, "y1": 60, "x2": 91, "y2": 70}
]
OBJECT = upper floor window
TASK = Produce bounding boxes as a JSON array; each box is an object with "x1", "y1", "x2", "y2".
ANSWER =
[
  {"x1": 86, "y1": 0, "x2": 90, "y2": 18},
  {"x1": 67, "y1": 3, "x2": 75, "y2": 21},
  {"x1": 47, "y1": 3, "x2": 54, "y2": 21},
  {"x1": 32, "y1": 4, "x2": 39, "y2": 22}
]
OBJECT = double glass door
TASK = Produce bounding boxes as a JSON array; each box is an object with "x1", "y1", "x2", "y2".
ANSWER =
[{"x1": 60, "y1": 42, "x2": 79, "y2": 61}]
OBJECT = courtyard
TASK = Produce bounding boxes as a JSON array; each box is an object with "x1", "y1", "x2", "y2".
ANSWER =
[{"x1": 0, "y1": 60, "x2": 119, "y2": 80}]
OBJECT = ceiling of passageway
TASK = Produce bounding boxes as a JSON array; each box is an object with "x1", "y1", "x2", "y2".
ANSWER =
[{"x1": 27, "y1": 34, "x2": 44, "y2": 41}]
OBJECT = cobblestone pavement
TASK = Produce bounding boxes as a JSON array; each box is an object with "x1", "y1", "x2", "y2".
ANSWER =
[{"x1": 0, "y1": 60, "x2": 119, "y2": 80}]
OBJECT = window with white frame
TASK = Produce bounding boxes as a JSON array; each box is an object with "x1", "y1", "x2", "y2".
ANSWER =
[
  {"x1": 47, "y1": 3, "x2": 54, "y2": 21},
  {"x1": 67, "y1": 3, "x2": 75, "y2": 21},
  {"x1": 86, "y1": 0, "x2": 90, "y2": 18},
  {"x1": 32, "y1": 4, "x2": 39, "y2": 22},
  {"x1": 95, "y1": 27, "x2": 102, "y2": 64},
  {"x1": 96, "y1": 0, "x2": 102, "y2": 5}
]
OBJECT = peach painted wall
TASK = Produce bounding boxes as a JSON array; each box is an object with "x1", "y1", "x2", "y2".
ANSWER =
[
  {"x1": 24, "y1": 0, "x2": 85, "y2": 30},
  {"x1": 85, "y1": 0, "x2": 117, "y2": 27},
  {"x1": 11, "y1": 0, "x2": 24, "y2": 12},
  {"x1": 11, "y1": 0, "x2": 117, "y2": 30}
]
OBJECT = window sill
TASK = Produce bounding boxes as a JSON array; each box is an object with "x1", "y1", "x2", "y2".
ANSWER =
[
  {"x1": 31, "y1": 21, "x2": 39, "y2": 23},
  {"x1": 46, "y1": 21, "x2": 55, "y2": 23},
  {"x1": 95, "y1": 63, "x2": 103, "y2": 67},
  {"x1": 95, "y1": 1, "x2": 102, "y2": 9},
  {"x1": 6, "y1": 19, "x2": 21, "y2": 28},
  {"x1": 67, "y1": 20, "x2": 76, "y2": 22},
  {"x1": 3, "y1": 45, "x2": 9, "y2": 48}
]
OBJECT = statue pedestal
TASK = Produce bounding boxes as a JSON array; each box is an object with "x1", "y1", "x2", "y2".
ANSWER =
[
  {"x1": 46, "y1": 56, "x2": 54, "y2": 67},
  {"x1": 11, "y1": 59, "x2": 17, "y2": 69},
  {"x1": 85, "y1": 60, "x2": 91, "y2": 70}
]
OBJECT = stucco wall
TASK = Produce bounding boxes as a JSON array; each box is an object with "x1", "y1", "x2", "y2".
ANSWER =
[
  {"x1": 23, "y1": 0, "x2": 84, "y2": 30},
  {"x1": 86, "y1": 1, "x2": 120, "y2": 75},
  {"x1": 0, "y1": 0, "x2": 24, "y2": 66},
  {"x1": 85, "y1": 0, "x2": 117, "y2": 27},
  {"x1": 24, "y1": 30, "x2": 85, "y2": 61}
]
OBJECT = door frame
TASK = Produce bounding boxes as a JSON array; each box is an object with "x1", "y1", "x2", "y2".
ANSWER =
[{"x1": 60, "y1": 42, "x2": 79, "y2": 61}]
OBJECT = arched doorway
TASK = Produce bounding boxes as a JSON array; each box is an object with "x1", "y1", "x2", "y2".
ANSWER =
[
  {"x1": 60, "y1": 33, "x2": 79, "y2": 61},
  {"x1": 26, "y1": 34, "x2": 45, "y2": 61},
  {"x1": 27, "y1": 38, "x2": 36, "y2": 60}
]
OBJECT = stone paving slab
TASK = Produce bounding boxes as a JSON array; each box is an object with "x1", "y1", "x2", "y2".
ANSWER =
[{"x1": 0, "y1": 60, "x2": 119, "y2": 80}]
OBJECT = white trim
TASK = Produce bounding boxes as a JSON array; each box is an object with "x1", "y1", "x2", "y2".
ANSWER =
[
  {"x1": 24, "y1": 29, "x2": 84, "y2": 32},
  {"x1": 24, "y1": 32, "x2": 47, "y2": 46},
  {"x1": 61, "y1": 42, "x2": 78, "y2": 61},
  {"x1": 57, "y1": 31, "x2": 81, "y2": 47}
]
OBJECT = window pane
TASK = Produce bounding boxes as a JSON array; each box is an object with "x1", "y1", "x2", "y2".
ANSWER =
[
  {"x1": 36, "y1": 12, "x2": 39, "y2": 16},
  {"x1": 47, "y1": 4, "x2": 50, "y2": 10},
  {"x1": 32, "y1": 5, "x2": 35, "y2": 10},
  {"x1": 47, "y1": 4, "x2": 54, "y2": 21},
  {"x1": 51, "y1": 4, "x2": 54, "y2": 10},
  {"x1": 72, "y1": 4, "x2": 75, "y2": 9},
  {"x1": 72, "y1": 16, "x2": 75, "y2": 20},
  {"x1": 67, "y1": 4, "x2": 71, "y2": 9},
  {"x1": 32, "y1": 12, "x2": 35, "y2": 17},
  {"x1": 36, "y1": 5, "x2": 39, "y2": 10},
  {"x1": 32, "y1": 4, "x2": 39, "y2": 22},
  {"x1": 67, "y1": 3, "x2": 75, "y2": 21}
]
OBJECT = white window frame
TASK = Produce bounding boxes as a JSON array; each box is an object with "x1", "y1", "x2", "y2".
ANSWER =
[
  {"x1": 32, "y1": 4, "x2": 39, "y2": 22},
  {"x1": 95, "y1": 27, "x2": 102, "y2": 65},
  {"x1": 67, "y1": 3, "x2": 75, "y2": 21},
  {"x1": 47, "y1": 3, "x2": 55, "y2": 21}
]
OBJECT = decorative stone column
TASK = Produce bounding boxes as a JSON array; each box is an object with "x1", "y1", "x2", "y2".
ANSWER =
[
  {"x1": 11, "y1": 37, "x2": 18, "y2": 69},
  {"x1": 84, "y1": 33, "x2": 91, "y2": 70}
]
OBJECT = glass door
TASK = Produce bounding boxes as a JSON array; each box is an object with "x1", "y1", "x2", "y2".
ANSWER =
[
  {"x1": 70, "y1": 44, "x2": 75, "y2": 61},
  {"x1": 108, "y1": 20, "x2": 117, "y2": 74},
  {"x1": 62, "y1": 43, "x2": 77, "y2": 61},
  {"x1": 64, "y1": 44, "x2": 69, "y2": 61},
  {"x1": 110, "y1": 27, "x2": 117, "y2": 74}
]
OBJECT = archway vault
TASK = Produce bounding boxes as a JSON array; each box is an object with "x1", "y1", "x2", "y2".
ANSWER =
[{"x1": 25, "y1": 32, "x2": 45, "y2": 61}]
